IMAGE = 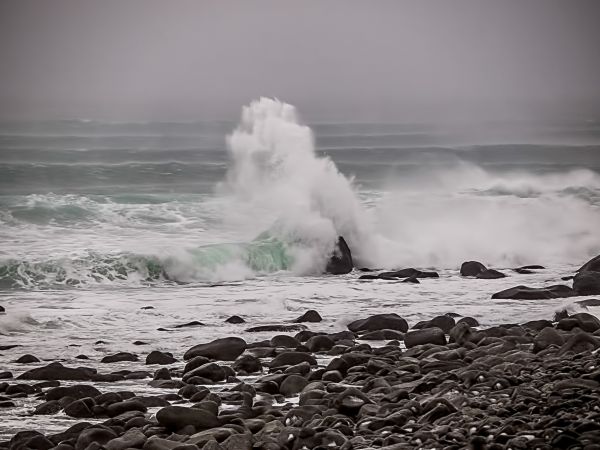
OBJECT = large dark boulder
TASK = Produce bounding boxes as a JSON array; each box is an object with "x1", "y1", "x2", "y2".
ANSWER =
[
  {"x1": 17, "y1": 362, "x2": 93, "y2": 381},
  {"x1": 573, "y1": 271, "x2": 600, "y2": 296},
  {"x1": 578, "y1": 254, "x2": 600, "y2": 272},
  {"x1": 347, "y1": 313, "x2": 408, "y2": 333},
  {"x1": 491, "y1": 285, "x2": 576, "y2": 300},
  {"x1": 460, "y1": 261, "x2": 487, "y2": 277},
  {"x1": 183, "y1": 337, "x2": 247, "y2": 361},
  {"x1": 156, "y1": 405, "x2": 220, "y2": 430},
  {"x1": 325, "y1": 236, "x2": 353, "y2": 275},
  {"x1": 379, "y1": 268, "x2": 439, "y2": 279}
]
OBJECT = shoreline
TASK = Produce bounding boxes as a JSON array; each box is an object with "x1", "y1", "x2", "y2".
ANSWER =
[{"x1": 1, "y1": 306, "x2": 600, "y2": 449}]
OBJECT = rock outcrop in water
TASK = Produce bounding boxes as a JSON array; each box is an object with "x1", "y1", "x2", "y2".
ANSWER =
[
  {"x1": 325, "y1": 236, "x2": 353, "y2": 275},
  {"x1": 578, "y1": 253, "x2": 600, "y2": 272}
]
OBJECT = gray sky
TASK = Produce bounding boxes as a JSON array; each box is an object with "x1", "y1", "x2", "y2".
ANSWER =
[{"x1": 0, "y1": 0, "x2": 599, "y2": 121}]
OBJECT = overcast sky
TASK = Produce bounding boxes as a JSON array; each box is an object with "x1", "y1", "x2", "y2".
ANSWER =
[{"x1": 0, "y1": 0, "x2": 599, "y2": 122}]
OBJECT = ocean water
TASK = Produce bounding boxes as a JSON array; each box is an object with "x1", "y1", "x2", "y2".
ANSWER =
[{"x1": 1, "y1": 98, "x2": 600, "y2": 436}]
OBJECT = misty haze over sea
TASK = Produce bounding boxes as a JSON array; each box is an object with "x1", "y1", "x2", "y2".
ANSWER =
[{"x1": 1, "y1": 1, "x2": 600, "y2": 447}]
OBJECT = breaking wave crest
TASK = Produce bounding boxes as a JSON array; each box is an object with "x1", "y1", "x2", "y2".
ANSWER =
[{"x1": 0, "y1": 236, "x2": 293, "y2": 288}]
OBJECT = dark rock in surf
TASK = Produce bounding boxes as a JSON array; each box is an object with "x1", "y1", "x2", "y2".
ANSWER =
[
  {"x1": 348, "y1": 313, "x2": 408, "y2": 333},
  {"x1": 174, "y1": 320, "x2": 205, "y2": 328},
  {"x1": 460, "y1": 261, "x2": 487, "y2": 277},
  {"x1": 476, "y1": 269, "x2": 506, "y2": 279},
  {"x1": 325, "y1": 236, "x2": 353, "y2": 275},
  {"x1": 0, "y1": 305, "x2": 4, "y2": 313},
  {"x1": 379, "y1": 268, "x2": 439, "y2": 279},
  {"x1": 245, "y1": 324, "x2": 306, "y2": 333},
  {"x1": 573, "y1": 271, "x2": 600, "y2": 296},
  {"x1": 404, "y1": 327, "x2": 447, "y2": 348},
  {"x1": 145, "y1": 351, "x2": 177, "y2": 365},
  {"x1": 101, "y1": 352, "x2": 138, "y2": 363},
  {"x1": 491, "y1": 284, "x2": 576, "y2": 300},
  {"x1": 17, "y1": 362, "x2": 93, "y2": 381},
  {"x1": 46, "y1": 385, "x2": 101, "y2": 401},
  {"x1": 0, "y1": 371, "x2": 13, "y2": 379},
  {"x1": 293, "y1": 310, "x2": 322, "y2": 323},
  {"x1": 183, "y1": 337, "x2": 247, "y2": 361},
  {"x1": 576, "y1": 298, "x2": 600, "y2": 307},
  {"x1": 15, "y1": 354, "x2": 40, "y2": 364},
  {"x1": 225, "y1": 315, "x2": 245, "y2": 324},
  {"x1": 578, "y1": 254, "x2": 600, "y2": 272}
]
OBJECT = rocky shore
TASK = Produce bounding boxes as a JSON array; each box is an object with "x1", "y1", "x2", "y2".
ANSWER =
[
  {"x1": 1, "y1": 254, "x2": 600, "y2": 450},
  {"x1": 0, "y1": 306, "x2": 599, "y2": 450}
]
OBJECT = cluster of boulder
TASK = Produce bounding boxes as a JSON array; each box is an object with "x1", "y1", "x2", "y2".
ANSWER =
[{"x1": 2, "y1": 306, "x2": 600, "y2": 450}]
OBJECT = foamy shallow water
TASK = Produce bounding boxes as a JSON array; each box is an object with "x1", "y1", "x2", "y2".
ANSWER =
[{"x1": 1, "y1": 264, "x2": 598, "y2": 438}]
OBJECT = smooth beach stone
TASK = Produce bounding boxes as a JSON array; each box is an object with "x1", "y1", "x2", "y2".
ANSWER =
[
  {"x1": 460, "y1": 261, "x2": 487, "y2": 277},
  {"x1": 145, "y1": 350, "x2": 177, "y2": 365},
  {"x1": 269, "y1": 351, "x2": 317, "y2": 368},
  {"x1": 305, "y1": 335, "x2": 335, "y2": 352},
  {"x1": 184, "y1": 337, "x2": 247, "y2": 361},
  {"x1": 404, "y1": 327, "x2": 447, "y2": 348},
  {"x1": 182, "y1": 362, "x2": 226, "y2": 382},
  {"x1": 17, "y1": 362, "x2": 94, "y2": 381},
  {"x1": 270, "y1": 334, "x2": 300, "y2": 348},
  {"x1": 101, "y1": 352, "x2": 138, "y2": 363},
  {"x1": 156, "y1": 405, "x2": 220, "y2": 430},
  {"x1": 279, "y1": 374, "x2": 309, "y2": 397},
  {"x1": 348, "y1": 313, "x2": 408, "y2": 333},
  {"x1": 46, "y1": 385, "x2": 101, "y2": 401}
]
